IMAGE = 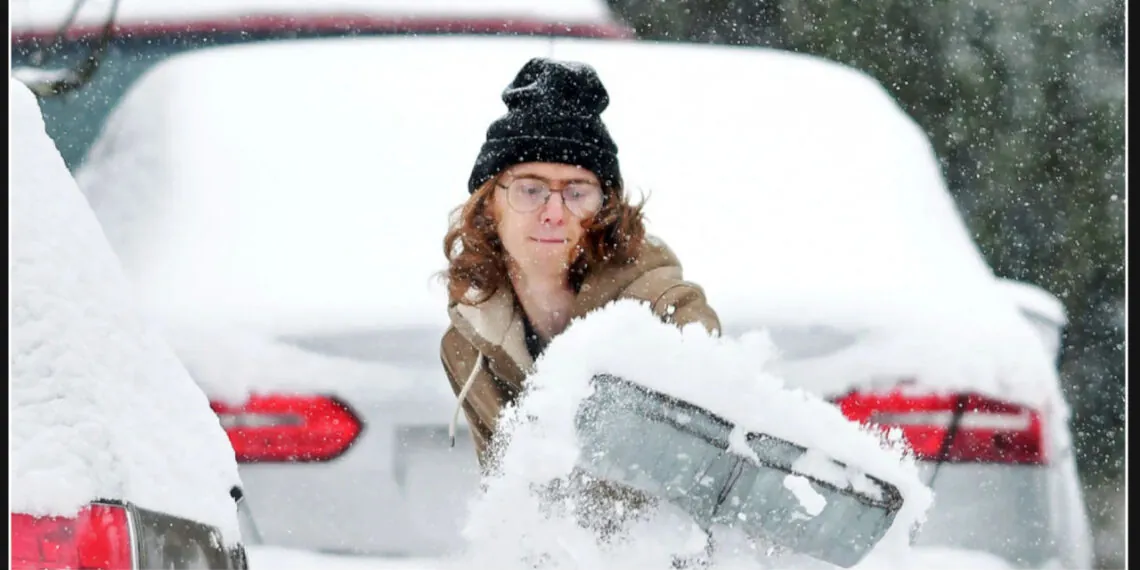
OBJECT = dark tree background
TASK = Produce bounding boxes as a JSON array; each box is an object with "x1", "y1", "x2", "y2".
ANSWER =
[{"x1": 605, "y1": 0, "x2": 1125, "y2": 559}]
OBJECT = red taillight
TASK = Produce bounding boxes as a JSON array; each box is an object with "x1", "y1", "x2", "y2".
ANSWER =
[
  {"x1": 11, "y1": 504, "x2": 134, "y2": 570},
  {"x1": 211, "y1": 395, "x2": 363, "y2": 463},
  {"x1": 835, "y1": 391, "x2": 1046, "y2": 465}
]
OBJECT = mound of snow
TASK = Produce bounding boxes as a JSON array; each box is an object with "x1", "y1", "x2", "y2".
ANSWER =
[
  {"x1": 456, "y1": 300, "x2": 932, "y2": 569},
  {"x1": 9, "y1": 77, "x2": 243, "y2": 543}
]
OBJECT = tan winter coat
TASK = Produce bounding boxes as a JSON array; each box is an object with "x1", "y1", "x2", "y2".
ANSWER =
[{"x1": 440, "y1": 237, "x2": 720, "y2": 470}]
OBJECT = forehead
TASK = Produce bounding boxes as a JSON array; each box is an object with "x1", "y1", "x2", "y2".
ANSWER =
[{"x1": 504, "y1": 162, "x2": 599, "y2": 184}]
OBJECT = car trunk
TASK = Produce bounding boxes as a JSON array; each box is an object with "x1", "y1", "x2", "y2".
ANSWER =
[
  {"x1": 197, "y1": 326, "x2": 482, "y2": 556},
  {"x1": 200, "y1": 322, "x2": 1069, "y2": 566}
]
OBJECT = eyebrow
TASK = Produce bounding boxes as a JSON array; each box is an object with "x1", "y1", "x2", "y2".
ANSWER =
[{"x1": 505, "y1": 172, "x2": 600, "y2": 185}]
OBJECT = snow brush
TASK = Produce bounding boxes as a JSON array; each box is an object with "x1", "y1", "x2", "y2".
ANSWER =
[{"x1": 574, "y1": 374, "x2": 905, "y2": 568}]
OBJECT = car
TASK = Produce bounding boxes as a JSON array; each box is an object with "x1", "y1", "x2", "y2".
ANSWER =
[
  {"x1": 10, "y1": 0, "x2": 634, "y2": 170},
  {"x1": 73, "y1": 35, "x2": 1094, "y2": 569},
  {"x1": 10, "y1": 77, "x2": 253, "y2": 570}
]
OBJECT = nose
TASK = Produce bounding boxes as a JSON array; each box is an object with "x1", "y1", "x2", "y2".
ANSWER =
[{"x1": 539, "y1": 191, "x2": 566, "y2": 226}]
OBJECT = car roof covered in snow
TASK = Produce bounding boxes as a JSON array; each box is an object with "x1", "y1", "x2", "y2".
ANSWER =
[
  {"x1": 76, "y1": 36, "x2": 1062, "y2": 407},
  {"x1": 9, "y1": 0, "x2": 621, "y2": 33},
  {"x1": 10, "y1": 78, "x2": 243, "y2": 543}
]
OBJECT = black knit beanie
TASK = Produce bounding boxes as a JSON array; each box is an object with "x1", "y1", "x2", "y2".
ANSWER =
[{"x1": 468, "y1": 57, "x2": 621, "y2": 193}]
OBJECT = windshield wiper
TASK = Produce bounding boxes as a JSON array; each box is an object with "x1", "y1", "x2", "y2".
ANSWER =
[{"x1": 15, "y1": 0, "x2": 121, "y2": 98}]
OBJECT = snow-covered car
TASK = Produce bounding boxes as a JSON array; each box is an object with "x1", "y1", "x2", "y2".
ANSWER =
[
  {"x1": 9, "y1": 0, "x2": 633, "y2": 170},
  {"x1": 74, "y1": 36, "x2": 1093, "y2": 569},
  {"x1": 10, "y1": 78, "x2": 252, "y2": 569}
]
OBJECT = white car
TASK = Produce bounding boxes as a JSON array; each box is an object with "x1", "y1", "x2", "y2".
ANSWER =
[
  {"x1": 74, "y1": 36, "x2": 1093, "y2": 569},
  {"x1": 11, "y1": 78, "x2": 252, "y2": 569}
]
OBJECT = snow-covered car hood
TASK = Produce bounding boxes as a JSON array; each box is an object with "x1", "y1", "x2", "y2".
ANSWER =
[{"x1": 10, "y1": 77, "x2": 244, "y2": 544}]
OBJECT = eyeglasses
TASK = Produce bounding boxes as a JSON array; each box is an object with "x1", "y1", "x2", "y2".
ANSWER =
[{"x1": 497, "y1": 177, "x2": 605, "y2": 218}]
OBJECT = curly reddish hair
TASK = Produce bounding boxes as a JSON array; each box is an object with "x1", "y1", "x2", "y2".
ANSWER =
[{"x1": 443, "y1": 175, "x2": 647, "y2": 305}]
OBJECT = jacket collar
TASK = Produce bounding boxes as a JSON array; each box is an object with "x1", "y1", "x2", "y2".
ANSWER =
[
  {"x1": 448, "y1": 236, "x2": 683, "y2": 377},
  {"x1": 449, "y1": 287, "x2": 534, "y2": 378}
]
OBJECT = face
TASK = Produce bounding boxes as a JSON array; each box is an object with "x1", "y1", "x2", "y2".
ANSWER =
[{"x1": 490, "y1": 162, "x2": 605, "y2": 278}]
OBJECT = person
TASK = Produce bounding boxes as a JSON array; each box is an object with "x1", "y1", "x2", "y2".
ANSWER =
[{"x1": 439, "y1": 56, "x2": 720, "y2": 553}]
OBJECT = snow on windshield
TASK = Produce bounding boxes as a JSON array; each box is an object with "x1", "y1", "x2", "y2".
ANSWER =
[
  {"x1": 10, "y1": 77, "x2": 243, "y2": 542},
  {"x1": 9, "y1": 0, "x2": 616, "y2": 31},
  {"x1": 457, "y1": 300, "x2": 933, "y2": 569}
]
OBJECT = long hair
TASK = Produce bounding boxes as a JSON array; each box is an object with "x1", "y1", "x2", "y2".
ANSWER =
[{"x1": 442, "y1": 175, "x2": 647, "y2": 305}]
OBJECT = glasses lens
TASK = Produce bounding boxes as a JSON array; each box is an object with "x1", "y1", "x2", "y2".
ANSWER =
[
  {"x1": 563, "y1": 184, "x2": 604, "y2": 217},
  {"x1": 507, "y1": 179, "x2": 549, "y2": 212}
]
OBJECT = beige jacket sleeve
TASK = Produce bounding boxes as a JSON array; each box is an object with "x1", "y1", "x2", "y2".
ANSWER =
[
  {"x1": 648, "y1": 281, "x2": 721, "y2": 336},
  {"x1": 622, "y1": 266, "x2": 722, "y2": 336}
]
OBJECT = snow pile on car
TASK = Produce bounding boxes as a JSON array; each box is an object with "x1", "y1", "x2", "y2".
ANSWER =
[
  {"x1": 457, "y1": 300, "x2": 933, "y2": 569},
  {"x1": 73, "y1": 36, "x2": 1063, "y2": 416},
  {"x1": 9, "y1": 77, "x2": 243, "y2": 543}
]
